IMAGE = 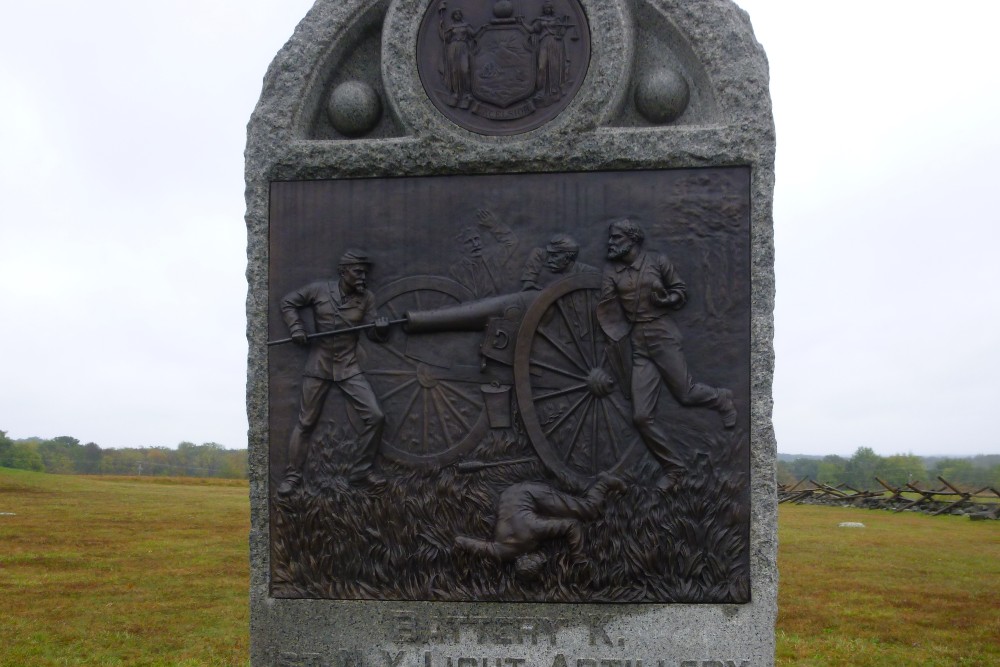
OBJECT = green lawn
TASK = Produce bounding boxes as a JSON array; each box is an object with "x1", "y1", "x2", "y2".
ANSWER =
[
  {"x1": 0, "y1": 469, "x2": 248, "y2": 666},
  {"x1": 1, "y1": 469, "x2": 997, "y2": 666},
  {"x1": 776, "y1": 504, "x2": 1000, "y2": 666}
]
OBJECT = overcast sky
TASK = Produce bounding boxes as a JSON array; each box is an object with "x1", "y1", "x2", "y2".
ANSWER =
[{"x1": 1, "y1": 1, "x2": 997, "y2": 457}]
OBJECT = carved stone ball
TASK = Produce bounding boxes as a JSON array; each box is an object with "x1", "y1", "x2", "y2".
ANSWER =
[
  {"x1": 634, "y1": 68, "x2": 690, "y2": 124},
  {"x1": 493, "y1": 0, "x2": 514, "y2": 18},
  {"x1": 327, "y1": 80, "x2": 382, "y2": 137}
]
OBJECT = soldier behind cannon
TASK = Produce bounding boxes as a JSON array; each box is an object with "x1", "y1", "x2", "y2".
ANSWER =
[
  {"x1": 519, "y1": 233, "x2": 596, "y2": 291},
  {"x1": 449, "y1": 208, "x2": 519, "y2": 298},
  {"x1": 519, "y1": 233, "x2": 597, "y2": 342}
]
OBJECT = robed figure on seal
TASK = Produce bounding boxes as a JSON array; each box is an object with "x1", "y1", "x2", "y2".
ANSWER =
[
  {"x1": 438, "y1": 5, "x2": 477, "y2": 109},
  {"x1": 525, "y1": 2, "x2": 574, "y2": 105}
]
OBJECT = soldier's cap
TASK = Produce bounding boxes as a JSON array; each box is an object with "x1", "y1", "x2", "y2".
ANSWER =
[
  {"x1": 546, "y1": 233, "x2": 579, "y2": 254},
  {"x1": 338, "y1": 249, "x2": 371, "y2": 267}
]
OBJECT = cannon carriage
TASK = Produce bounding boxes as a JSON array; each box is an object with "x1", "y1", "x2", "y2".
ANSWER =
[{"x1": 361, "y1": 273, "x2": 644, "y2": 487}]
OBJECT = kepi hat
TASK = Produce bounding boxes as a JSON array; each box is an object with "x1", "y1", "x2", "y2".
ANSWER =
[{"x1": 338, "y1": 248, "x2": 371, "y2": 267}]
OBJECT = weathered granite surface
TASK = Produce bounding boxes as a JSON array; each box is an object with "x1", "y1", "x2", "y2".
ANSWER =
[{"x1": 246, "y1": 0, "x2": 776, "y2": 664}]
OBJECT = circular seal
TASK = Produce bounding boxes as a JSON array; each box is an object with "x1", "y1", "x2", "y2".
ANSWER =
[{"x1": 416, "y1": 0, "x2": 591, "y2": 136}]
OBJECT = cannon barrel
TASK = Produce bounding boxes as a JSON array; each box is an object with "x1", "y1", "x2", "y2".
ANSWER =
[{"x1": 404, "y1": 290, "x2": 541, "y2": 334}]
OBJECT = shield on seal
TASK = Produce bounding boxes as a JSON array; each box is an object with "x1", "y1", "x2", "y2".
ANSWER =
[{"x1": 471, "y1": 23, "x2": 535, "y2": 108}]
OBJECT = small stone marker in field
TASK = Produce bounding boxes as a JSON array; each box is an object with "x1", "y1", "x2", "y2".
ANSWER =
[
  {"x1": 838, "y1": 522, "x2": 866, "y2": 528},
  {"x1": 246, "y1": 1, "x2": 776, "y2": 665}
]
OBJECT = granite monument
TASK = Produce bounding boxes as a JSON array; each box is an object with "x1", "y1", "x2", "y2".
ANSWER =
[{"x1": 246, "y1": 0, "x2": 775, "y2": 664}]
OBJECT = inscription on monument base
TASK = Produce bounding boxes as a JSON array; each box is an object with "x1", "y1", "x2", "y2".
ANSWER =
[
  {"x1": 272, "y1": 611, "x2": 748, "y2": 667},
  {"x1": 274, "y1": 651, "x2": 750, "y2": 667}
]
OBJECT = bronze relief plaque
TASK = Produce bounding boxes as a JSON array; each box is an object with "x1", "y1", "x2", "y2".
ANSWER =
[
  {"x1": 416, "y1": 0, "x2": 591, "y2": 135},
  {"x1": 268, "y1": 168, "x2": 750, "y2": 602}
]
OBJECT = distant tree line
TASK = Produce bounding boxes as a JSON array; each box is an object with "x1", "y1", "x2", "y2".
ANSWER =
[
  {"x1": 3, "y1": 430, "x2": 995, "y2": 489},
  {"x1": 778, "y1": 446, "x2": 1000, "y2": 491},
  {"x1": 0, "y1": 431, "x2": 247, "y2": 479}
]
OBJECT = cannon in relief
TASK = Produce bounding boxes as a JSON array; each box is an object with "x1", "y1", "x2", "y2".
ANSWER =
[{"x1": 361, "y1": 272, "x2": 644, "y2": 488}]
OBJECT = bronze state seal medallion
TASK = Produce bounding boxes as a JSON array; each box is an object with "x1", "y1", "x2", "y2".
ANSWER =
[{"x1": 417, "y1": 0, "x2": 591, "y2": 135}]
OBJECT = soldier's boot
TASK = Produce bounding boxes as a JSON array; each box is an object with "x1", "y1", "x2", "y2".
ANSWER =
[
  {"x1": 716, "y1": 388, "x2": 737, "y2": 429},
  {"x1": 276, "y1": 469, "x2": 302, "y2": 497}
]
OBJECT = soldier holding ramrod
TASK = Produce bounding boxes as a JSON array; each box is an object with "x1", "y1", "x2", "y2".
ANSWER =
[{"x1": 275, "y1": 249, "x2": 391, "y2": 494}]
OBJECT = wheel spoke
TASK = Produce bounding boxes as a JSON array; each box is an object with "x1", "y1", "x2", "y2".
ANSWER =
[
  {"x1": 529, "y1": 358, "x2": 588, "y2": 382},
  {"x1": 536, "y1": 327, "x2": 589, "y2": 374},
  {"x1": 438, "y1": 381, "x2": 481, "y2": 409},
  {"x1": 430, "y1": 390, "x2": 454, "y2": 449},
  {"x1": 422, "y1": 389, "x2": 429, "y2": 452},
  {"x1": 561, "y1": 395, "x2": 593, "y2": 464},
  {"x1": 586, "y1": 291, "x2": 599, "y2": 363},
  {"x1": 379, "y1": 377, "x2": 418, "y2": 402},
  {"x1": 375, "y1": 342, "x2": 417, "y2": 368},
  {"x1": 543, "y1": 390, "x2": 590, "y2": 438},
  {"x1": 389, "y1": 385, "x2": 422, "y2": 444},
  {"x1": 605, "y1": 392, "x2": 631, "y2": 425},
  {"x1": 600, "y1": 399, "x2": 621, "y2": 460},
  {"x1": 590, "y1": 393, "x2": 599, "y2": 472},
  {"x1": 555, "y1": 298, "x2": 595, "y2": 368},
  {"x1": 534, "y1": 383, "x2": 589, "y2": 402},
  {"x1": 435, "y1": 386, "x2": 472, "y2": 431}
]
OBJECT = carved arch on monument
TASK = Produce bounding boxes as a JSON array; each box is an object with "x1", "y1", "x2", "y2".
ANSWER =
[{"x1": 289, "y1": 0, "x2": 407, "y2": 140}]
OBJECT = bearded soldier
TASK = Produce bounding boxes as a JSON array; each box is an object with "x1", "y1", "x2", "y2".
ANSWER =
[
  {"x1": 597, "y1": 218, "x2": 736, "y2": 492},
  {"x1": 277, "y1": 249, "x2": 390, "y2": 494}
]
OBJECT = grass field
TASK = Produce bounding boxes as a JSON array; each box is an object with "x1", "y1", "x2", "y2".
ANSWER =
[
  {"x1": 0, "y1": 469, "x2": 248, "y2": 666},
  {"x1": 1, "y1": 468, "x2": 997, "y2": 666},
  {"x1": 776, "y1": 504, "x2": 999, "y2": 666}
]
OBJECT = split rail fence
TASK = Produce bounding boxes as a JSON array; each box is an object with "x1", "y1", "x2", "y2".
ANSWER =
[{"x1": 778, "y1": 476, "x2": 1000, "y2": 519}]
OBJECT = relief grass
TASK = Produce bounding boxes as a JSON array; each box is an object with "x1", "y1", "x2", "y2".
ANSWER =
[{"x1": 269, "y1": 427, "x2": 749, "y2": 603}]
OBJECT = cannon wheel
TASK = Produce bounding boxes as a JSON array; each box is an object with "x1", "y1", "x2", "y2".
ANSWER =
[
  {"x1": 513, "y1": 273, "x2": 644, "y2": 488},
  {"x1": 362, "y1": 276, "x2": 490, "y2": 468}
]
